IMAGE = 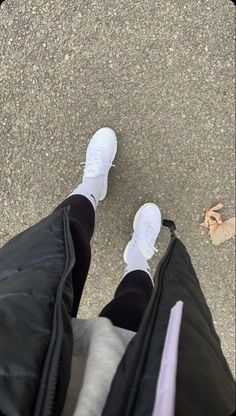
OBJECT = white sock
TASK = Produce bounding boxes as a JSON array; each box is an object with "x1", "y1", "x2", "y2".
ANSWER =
[
  {"x1": 124, "y1": 243, "x2": 152, "y2": 279},
  {"x1": 69, "y1": 176, "x2": 104, "y2": 210}
]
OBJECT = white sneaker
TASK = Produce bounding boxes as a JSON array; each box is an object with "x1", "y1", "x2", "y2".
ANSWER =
[
  {"x1": 82, "y1": 127, "x2": 117, "y2": 201},
  {"x1": 124, "y1": 203, "x2": 162, "y2": 261}
]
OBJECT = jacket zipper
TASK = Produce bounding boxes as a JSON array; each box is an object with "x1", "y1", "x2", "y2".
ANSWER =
[
  {"x1": 33, "y1": 207, "x2": 75, "y2": 416},
  {"x1": 109, "y1": 221, "x2": 177, "y2": 416}
]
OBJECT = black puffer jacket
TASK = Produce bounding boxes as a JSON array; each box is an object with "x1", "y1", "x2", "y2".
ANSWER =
[
  {"x1": 102, "y1": 227, "x2": 235, "y2": 416},
  {"x1": 0, "y1": 209, "x2": 235, "y2": 416},
  {"x1": 0, "y1": 207, "x2": 75, "y2": 416}
]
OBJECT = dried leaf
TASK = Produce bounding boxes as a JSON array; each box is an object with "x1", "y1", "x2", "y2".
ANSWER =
[
  {"x1": 208, "y1": 210, "x2": 222, "y2": 225},
  {"x1": 200, "y1": 203, "x2": 235, "y2": 246},
  {"x1": 200, "y1": 220, "x2": 209, "y2": 228},
  {"x1": 210, "y1": 203, "x2": 224, "y2": 211},
  {"x1": 200, "y1": 204, "x2": 223, "y2": 228},
  {"x1": 210, "y1": 217, "x2": 236, "y2": 246},
  {"x1": 208, "y1": 218, "x2": 217, "y2": 226},
  {"x1": 200, "y1": 210, "x2": 213, "y2": 228},
  {"x1": 209, "y1": 223, "x2": 218, "y2": 235}
]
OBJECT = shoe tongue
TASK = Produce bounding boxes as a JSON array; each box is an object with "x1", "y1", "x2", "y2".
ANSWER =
[
  {"x1": 84, "y1": 149, "x2": 105, "y2": 177},
  {"x1": 84, "y1": 165, "x2": 103, "y2": 177},
  {"x1": 137, "y1": 239, "x2": 154, "y2": 259}
]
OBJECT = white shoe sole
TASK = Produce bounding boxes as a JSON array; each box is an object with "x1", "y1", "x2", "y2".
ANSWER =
[{"x1": 124, "y1": 203, "x2": 161, "y2": 263}]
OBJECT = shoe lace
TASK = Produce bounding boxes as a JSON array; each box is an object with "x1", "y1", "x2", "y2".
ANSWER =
[
  {"x1": 134, "y1": 225, "x2": 158, "y2": 254},
  {"x1": 80, "y1": 149, "x2": 116, "y2": 169}
]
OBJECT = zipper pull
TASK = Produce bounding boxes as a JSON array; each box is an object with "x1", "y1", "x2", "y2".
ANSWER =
[{"x1": 162, "y1": 219, "x2": 176, "y2": 236}]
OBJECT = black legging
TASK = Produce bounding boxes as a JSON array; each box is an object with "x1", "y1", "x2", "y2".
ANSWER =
[{"x1": 55, "y1": 195, "x2": 153, "y2": 331}]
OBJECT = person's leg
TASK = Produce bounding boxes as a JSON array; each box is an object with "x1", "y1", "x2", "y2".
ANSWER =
[
  {"x1": 99, "y1": 270, "x2": 153, "y2": 331},
  {"x1": 55, "y1": 194, "x2": 95, "y2": 316},
  {"x1": 55, "y1": 127, "x2": 117, "y2": 317},
  {"x1": 100, "y1": 203, "x2": 161, "y2": 331}
]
